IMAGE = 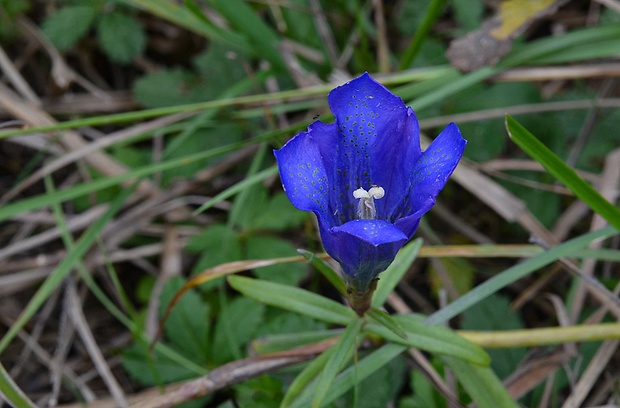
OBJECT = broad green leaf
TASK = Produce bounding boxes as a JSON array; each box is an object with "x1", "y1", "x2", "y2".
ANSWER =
[
  {"x1": 443, "y1": 356, "x2": 517, "y2": 408},
  {"x1": 372, "y1": 239, "x2": 422, "y2": 308},
  {"x1": 506, "y1": 115, "x2": 620, "y2": 231},
  {"x1": 312, "y1": 318, "x2": 363, "y2": 407},
  {"x1": 298, "y1": 249, "x2": 347, "y2": 296},
  {"x1": 98, "y1": 12, "x2": 145, "y2": 63},
  {"x1": 365, "y1": 314, "x2": 490, "y2": 366},
  {"x1": 42, "y1": 5, "x2": 96, "y2": 51},
  {"x1": 227, "y1": 276, "x2": 355, "y2": 325},
  {"x1": 426, "y1": 226, "x2": 618, "y2": 325}
]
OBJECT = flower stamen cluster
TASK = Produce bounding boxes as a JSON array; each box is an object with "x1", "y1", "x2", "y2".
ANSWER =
[{"x1": 353, "y1": 185, "x2": 385, "y2": 220}]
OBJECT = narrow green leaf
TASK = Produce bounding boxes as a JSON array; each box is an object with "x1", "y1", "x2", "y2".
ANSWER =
[
  {"x1": 208, "y1": 0, "x2": 285, "y2": 70},
  {"x1": 193, "y1": 166, "x2": 278, "y2": 215},
  {"x1": 372, "y1": 238, "x2": 422, "y2": 308},
  {"x1": 443, "y1": 356, "x2": 517, "y2": 408},
  {"x1": 399, "y1": 0, "x2": 447, "y2": 69},
  {"x1": 426, "y1": 226, "x2": 618, "y2": 325},
  {"x1": 282, "y1": 347, "x2": 331, "y2": 408},
  {"x1": 290, "y1": 343, "x2": 405, "y2": 408},
  {"x1": 367, "y1": 308, "x2": 407, "y2": 340},
  {"x1": 0, "y1": 362, "x2": 36, "y2": 408},
  {"x1": 252, "y1": 330, "x2": 340, "y2": 355},
  {"x1": 0, "y1": 183, "x2": 137, "y2": 353},
  {"x1": 506, "y1": 115, "x2": 620, "y2": 231},
  {"x1": 365, "y1": 314, "x2": 490, "y2": 366},
  {"x1": 122, "y1": 0, "x2": 251, "y2": 54},
  {"x1": 228, "y1": 276, "x2": 356, "y2": 325},
  {"x1": 312, "y1": 318, "x2": 363, "y2": 408},
  {"x1": 298, "y1": 249, "x2": 347, "y2": 296},
  {"x1": 0, "y1": 142, "x2": 242, "y2": 223}
]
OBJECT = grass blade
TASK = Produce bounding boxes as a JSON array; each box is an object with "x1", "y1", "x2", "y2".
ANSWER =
[
  {"x1": 426, "y1": 226, "x2": 618, "y2": 325},
  {"x1": 506, "y1": 115, "x2": 620, "y2": 230},
  {"x1": 365, "y1": 314, "x2": 490, "y2": 366},
  {"x1": 290, "y1": 343, "x2": 405, "y2": 408},
  {"x1": 0, "y1": 183, "x2": 137, "y2": 353},
  {"x1": 443, "y1": 356, "x2": 517, "y2": 408},
  {"x1": 312, "y1": 318, "x2": 363, "y2": 408},
  {"x1": 0, "y1": 362, "x2": 36, "y2": 408}
]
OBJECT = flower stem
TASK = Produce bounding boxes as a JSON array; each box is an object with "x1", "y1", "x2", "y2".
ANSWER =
[{"x1": 347, "y1": 279, "x2": 378, "y2": 316}]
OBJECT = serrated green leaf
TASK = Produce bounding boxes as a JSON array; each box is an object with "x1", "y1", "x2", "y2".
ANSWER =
[
  {"x1": 98, "y1": 11, "x2": 145, "y2": 63},
  {"x1": 132, "y1": 68, "x2": 200, "y2": 108},
  {"x1": 248, "y1": 236, "x2": 306, "y2": 286},
  {"x1": 159, "y1": 277, "x2": 210, "y2": 363},
  {"x1": 42, "y1": 5, "x2": 96, "y2": 51},
  {"x1": 506, "y1": 115, "x2": 620, "y2": 231},
  {"x1": 212, "y1": 297, "x2": 265, "y2": 363},
  {"x1": 228, "y1": 276, "x2": 355, "y2": 325},
  {"x1": 121, "y1": 342, "x2": 201, "y2": 385},
  {"x1": 365, "y1": 314, "x2": 490, "y2": 366},
  {"x1": 443, "y1": 356, "x2": 517, "y2": 408},
  {"x1": 372, "y1": 239, "x2": 422, "y2": 308},
  {"x1": 312, "y1": 318, "x2": 363, "y2": 408}
]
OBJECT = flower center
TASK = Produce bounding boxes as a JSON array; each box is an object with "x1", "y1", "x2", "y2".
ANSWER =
[{"x1": 353, "y1": 185, "x2": 385, "y2": 220}]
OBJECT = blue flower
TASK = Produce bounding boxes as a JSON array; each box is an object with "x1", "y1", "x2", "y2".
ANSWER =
[{"x1": 274, "y1": 73, "x2": 466, "y2": 292}]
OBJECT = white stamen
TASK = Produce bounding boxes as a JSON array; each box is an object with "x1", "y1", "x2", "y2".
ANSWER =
[
  {"x1": 353, "y1": 187, "x2": 370, "y2": 199},
  {"x1": 368, "y1": 185, "x2": 385, "y2": 199},
  {"x1": 353, "y1": 185, "x2": 385, "y2": 220}
]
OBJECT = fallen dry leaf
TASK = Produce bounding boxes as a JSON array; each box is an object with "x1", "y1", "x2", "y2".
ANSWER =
[{"x1": 447, "y1": 0, "x2": 570, "y2": 72}]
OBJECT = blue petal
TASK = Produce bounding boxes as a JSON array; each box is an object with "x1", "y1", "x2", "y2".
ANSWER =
[
  {"x1": 398, "y1": 123, "x2": 466, "y2": 222},
  {"x1": 394, "y1": 197, "x2": 435, "y2": 238},
  {"x1": 274, "y1": 124, "x2": 331, "y2": 220},
  {"x1": 327, "y1": 73, "x2": 421, "y2": 222},
  {"x1": 319, "y1": 219, "x2": 408, "y2": 286}
]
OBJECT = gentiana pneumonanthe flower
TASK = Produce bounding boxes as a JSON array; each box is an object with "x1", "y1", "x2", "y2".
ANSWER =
[{"x1": 274, "y1": 73, "x2": 466, "y2": 302}]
